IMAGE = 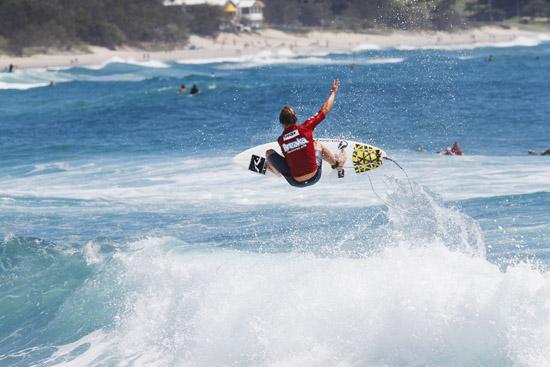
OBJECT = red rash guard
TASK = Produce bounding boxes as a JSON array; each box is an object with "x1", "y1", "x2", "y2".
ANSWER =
[{"x1": 277, "y1": 111, "x2": 325, "y2": 177}]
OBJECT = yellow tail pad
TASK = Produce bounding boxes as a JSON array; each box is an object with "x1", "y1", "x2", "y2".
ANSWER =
[{"x1": 352, "y1": 144, "x2": 384, "y2": 173}]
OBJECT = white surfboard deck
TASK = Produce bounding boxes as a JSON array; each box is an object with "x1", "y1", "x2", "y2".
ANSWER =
[{"x1": 233, "y1": 138, "x2": 387, "y2": 181}]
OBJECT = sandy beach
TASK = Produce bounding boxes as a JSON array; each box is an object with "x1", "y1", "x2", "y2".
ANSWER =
[{"x1": 1, "y1": 26, "x2": 547, "y2": 70}]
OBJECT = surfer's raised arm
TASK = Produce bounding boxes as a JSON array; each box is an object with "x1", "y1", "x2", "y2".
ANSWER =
[{"x1": 320, "y1": 79, "x2": 340, "y2": 115}]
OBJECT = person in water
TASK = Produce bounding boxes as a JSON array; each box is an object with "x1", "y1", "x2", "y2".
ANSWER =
[
  {"x1": 265, "y1": 79, "x2": 346, "y2": 187},
  {"x1": 179, "y1": 84, "x2": 188, "y2": 93},
  {"x1": 451, "y1": 142, "x2": 464, "y2": 155},
  {"x1": 528, "y1": 149, "x2": 550, "y2": 156},
  {"x1": 440, "y1": 141, "x2": 464, "y2": 156},
  {"x1": 190, "y1": 84, "x2": 199, "y2": 95},
  {"x1": 8, "y1": 64, "x2": 14, "y2": 73}
]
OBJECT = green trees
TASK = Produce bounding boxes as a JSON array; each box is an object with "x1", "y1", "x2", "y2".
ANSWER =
[
  {"x1": 186, "y1": 4, "x2": 224, "y2": 36},
  {"x1": 467, "y1": 0, "x2": 550, "y2": 20},
  {"x1": 263, "y1": 0, "x2": 465, "y2": 30},
  {"x1": 0, "y1": 0, "x2": 223, "y2": 55},
  {"x1": 263, "y1": 0, "x2": 549, "y2": 30}
]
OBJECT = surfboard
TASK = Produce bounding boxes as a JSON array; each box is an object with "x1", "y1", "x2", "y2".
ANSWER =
[{"x1": 233, "y1": 138, "x2": 387, "y2": 181}]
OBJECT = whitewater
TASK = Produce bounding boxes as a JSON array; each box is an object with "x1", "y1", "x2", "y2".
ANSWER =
[{"x1": 1, "y1": 39, "x2": 550, "y2": 367}]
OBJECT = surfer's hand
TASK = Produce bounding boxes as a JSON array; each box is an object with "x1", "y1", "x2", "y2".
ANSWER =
[
  {"x1": 321, "y1": 79, "x2": 339, "y2": 115},
  {"x1": 331, "y1": 79, "x2": 340, "y2": 93}
]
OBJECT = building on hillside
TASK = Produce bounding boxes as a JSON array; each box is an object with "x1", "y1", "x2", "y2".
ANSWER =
[
  {"x1": 235, "y1": 1, "x2": 264, "y2": 29},
  {"x1": 163, "y1": 0, "x2": 264, "y2": 29}
]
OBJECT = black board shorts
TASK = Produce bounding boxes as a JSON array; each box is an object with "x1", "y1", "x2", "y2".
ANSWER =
[{"x1": 268, "y1": 151, "x2": 323, "y2": 188}]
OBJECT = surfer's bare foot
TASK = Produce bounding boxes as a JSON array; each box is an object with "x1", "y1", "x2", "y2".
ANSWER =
[
  {"x1": 330, "y1": 141, "x2": 347, "y2": 170},
  {"x1": 331, "y1": 150, "x2": 346, "y2": 170}
]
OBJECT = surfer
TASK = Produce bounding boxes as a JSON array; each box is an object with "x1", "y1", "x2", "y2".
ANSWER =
[
  {"x1": 190, "y1": 84, "x2": 199, "y2": 95},
  {"x1": 451, "y1": 142, "x2": 464, "y2": 155},
  {"x1": 179, "y1": 84, "x2": 188, "y2": 93},
  {"x1": 439, "y1": 142, "x2": 464, "y2": 156},
  {"x1": 265, "y1": 79, "x2": 346, "y2": 187},
  {"x1": 528, "y1": 149, "x2": 550, "y2": 156}
]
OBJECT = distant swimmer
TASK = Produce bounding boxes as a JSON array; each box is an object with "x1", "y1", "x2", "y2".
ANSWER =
[
  {"x1": 439, "y1": 142, "x2": 464, "y2": 156},
  {"x1": 48, "y1": 81, "x2": 56, "y2": 87},
  {"x1": 485, "y1": 55, "x2": 495, "y2": 62},
  {"x1": 8, "y1": 64, "x2": 14, "y2": 72},
  {"x1": 528, "y1": 149, "x2": 550, "y2": 156},
  {"x1": 190, "y1": 84, "x2": 199, "y2": 95},
  {"x1": 265, "y1": 79, "x2": 346, "y2": 188},
  {"x1": 179, "y1": 84, "x2": 188, "y2": 93},
  {"x1": 451, "y1": 142, "x2": 464, "y2": 155}
]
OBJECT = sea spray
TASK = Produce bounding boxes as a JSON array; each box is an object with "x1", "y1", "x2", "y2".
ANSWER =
[
  {"x1": 45, "y1": 242, "x2": 550, "y2": 366},
  {"x1": 382, "y1": 179, "x2": 485, "y2": 257},
  {"x1": 32, "y1": 184, "x2": 550, "y2": 367}
]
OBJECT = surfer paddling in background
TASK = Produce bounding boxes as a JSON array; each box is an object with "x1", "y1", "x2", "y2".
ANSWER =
[
  {"x1": 266, "y1": 79, "x2": 347, "y2": 187},
  {"x1": 439, "y1": 142, "x2": 464, "y2": 156}
]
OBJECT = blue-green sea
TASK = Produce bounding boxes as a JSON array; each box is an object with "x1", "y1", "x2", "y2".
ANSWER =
[{"x1": 1, "y1": 35, "x2": 550, "y2": 366}]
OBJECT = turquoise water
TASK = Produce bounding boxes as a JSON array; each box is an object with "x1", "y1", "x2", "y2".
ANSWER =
[{"x1": 1, "y1": 38, "x2": 550, "y2": 366}]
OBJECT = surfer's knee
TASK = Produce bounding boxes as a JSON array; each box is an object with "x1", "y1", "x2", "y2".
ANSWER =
[{"x1": 266, "y1": 149, "x2": 276, "y2": 157}]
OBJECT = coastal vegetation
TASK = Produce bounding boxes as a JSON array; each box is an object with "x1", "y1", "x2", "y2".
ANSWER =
[
  {"x1": 265, "y1": 0, "x2": 550, "y2": 30},
  {"x1": 0, "y1": 0, "x2": 222, "y2": 55},
  {"x1": 0, "y1": 0, "x2": 548, "y2": 55}
]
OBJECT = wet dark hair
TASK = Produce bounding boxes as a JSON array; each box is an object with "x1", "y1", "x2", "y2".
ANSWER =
[{"x1": 279, "y1": 106, "x2": 297, "y2": 126}]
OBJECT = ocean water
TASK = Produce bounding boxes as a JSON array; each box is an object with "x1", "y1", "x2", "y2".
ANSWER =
[{"x1": 1, "y1": 35, "x2": 550, "y2": 366}]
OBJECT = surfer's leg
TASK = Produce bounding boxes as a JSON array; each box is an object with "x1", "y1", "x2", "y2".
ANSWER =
[
  {"x1": 266, "y1": 150, "x2": 305, "y2": 187},
  {"x1": 315, "y1": 141, "x2": 337, "y2": 166},
  {"x1": 315, "y1": 141, "x2": 346, "y2": 168},
  {"x1": 266, "y1": 149, "x2": 288, "y2": 177}
]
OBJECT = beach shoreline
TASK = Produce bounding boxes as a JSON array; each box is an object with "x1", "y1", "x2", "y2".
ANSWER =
[{"x1": 1, "y1": 26, "x2": 548, "y2": 70}]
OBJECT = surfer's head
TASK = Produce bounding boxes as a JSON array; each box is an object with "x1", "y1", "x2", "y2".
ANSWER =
[
  {"x1": 279, "y1": 106, "x2": 297, "y2": 127},
  {"x1": 452, "y1": 142, "x2": 462, "y2": 153}
]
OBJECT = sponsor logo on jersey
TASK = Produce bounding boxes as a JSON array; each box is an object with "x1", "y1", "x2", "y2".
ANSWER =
[
  {"x1": 282, "y1": 137, "x2": 309, "y2": 153},
  {"x1": 283, "y1": 130, "x2": 299, "y2": 141}
]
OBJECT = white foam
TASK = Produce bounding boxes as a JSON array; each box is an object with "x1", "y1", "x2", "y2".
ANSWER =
[
  {"x1": 176, "y1": 56, "x2": 245, "y2": 64},
  {"x1": 0, "y1": 81, "x2": 50, "y2": 90},
  {"x1": 29, "y1": 161, "x2": 72, "y2": 174},
  {"x1": 29, "y1": 179, "x2": 550, "y2": 366},
  {"x1": 84, "y1": 57, "x2": 169, "y2": 70},
  {"x1": 352, "y1": 43, "x2": 382, "y2": 52},
  {"x1": 0, "y1": 68, "x2": 72, "y2": 90},
  {"x1": 178, "y1": 48, "x2": 399, "y2": 68},
  {"x1": 1, "y1": 154, "x2": 549, "y2": 209},
  {"x1": 83, "y1": 241, "x2": 105, "y2": 265},
  {"x1": 48, "y1": 236, "x2": 550, "y2": 366},
  {"x1": 365, "y1": 57, "x2": 404, "y2": 64},
  {"x1": 397, "y1": 35, "x2": 547, "y2": 51},
  {"x1": 1, "y1": 65, "x2": 85, "y2": 90}
]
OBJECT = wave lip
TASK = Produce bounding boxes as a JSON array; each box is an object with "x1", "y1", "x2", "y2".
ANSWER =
[
  {"x1": 0, "y1": 68, "x2": 72, "y2": 90},
  {"x1": 366, "y1": 57, "x2": 404, "y2": 64},
  {"x1": 352, "y1": 43, "x2": 382, "y2": 52},
  {"x1": 397, "y1": 34, "x2": 548, "y2": 51},
  {"x1": 83, "y1": 57, "x2": 170, "y2": 70},
  {"x1": 0, "y1": 81, "x2": 50, "y2": 90},
  {"x1": 43, "y1": 238, "x2": 550, "y2": 367}
]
